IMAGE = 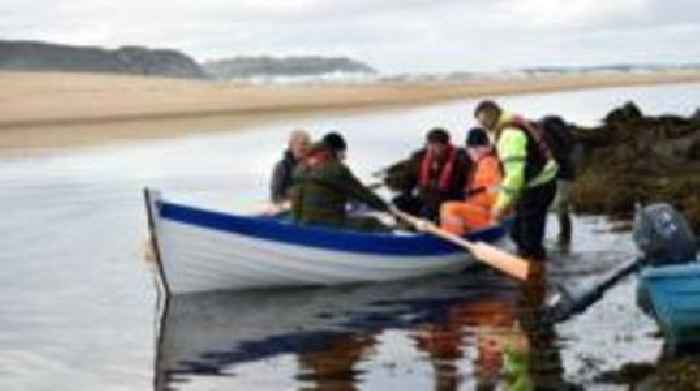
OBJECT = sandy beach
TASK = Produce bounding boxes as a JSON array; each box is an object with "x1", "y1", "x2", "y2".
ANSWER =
[{"x1": 2, "y1": 69, "x2": 700, "y2": 151}]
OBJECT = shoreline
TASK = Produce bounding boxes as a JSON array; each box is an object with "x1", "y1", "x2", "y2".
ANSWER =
[{"x1": 2, "y1": 70, "x2": 700, "y2": 151}]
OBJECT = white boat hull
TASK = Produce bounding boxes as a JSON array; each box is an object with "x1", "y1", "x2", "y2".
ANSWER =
[
  {"x1": 158, "y1": 219, "x2": 472, "y2": 293},
  {"x1": 145, "y1": 189, "x2": 508, "y2": 294}
]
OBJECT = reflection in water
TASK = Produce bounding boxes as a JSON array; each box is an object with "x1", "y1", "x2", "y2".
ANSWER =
[
  {"x1": 152, "y1": 274, "x2": 526, "y2": 390},
  {"x1": 413, "y1": 296, "x2": 519, "y2": 391},
  {"x1": 408, "y1": 286, "x2": 570, "y2": 391},
  {"x1": 150, "y1": 248, "x2": 644, "y2": 390},
  {"x1": 508, "y1": 277, "x2": 565, "y2": 391},
  {"x1": 152, "y1": 271, "x2": 572, "y2": 390},
  {"x1": 460, "y1": 298, "x2": 520, "y2": 390},
  {"x1": 296, "y1": 333, "x2": 376, "y2": 391}
]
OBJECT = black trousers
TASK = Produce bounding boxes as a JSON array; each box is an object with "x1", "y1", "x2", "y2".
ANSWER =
[
  {"x1": 511, "y1": 180, "x2": 557, "y2": 260},
  {"x1": 392, "y1": 193, "x2": 441, "y2": 222}
]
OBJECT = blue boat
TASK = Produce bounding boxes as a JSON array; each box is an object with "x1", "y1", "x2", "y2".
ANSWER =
[{"x1": 639, "y1": 262, "x2": 700, "y2": 350}]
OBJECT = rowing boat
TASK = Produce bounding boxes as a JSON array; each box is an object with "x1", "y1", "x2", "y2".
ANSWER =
[{"x1": 144, "y1": 188, "x2": 509, "y2": 294}]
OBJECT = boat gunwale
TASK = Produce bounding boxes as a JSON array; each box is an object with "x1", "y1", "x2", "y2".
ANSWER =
[{"x1": 157, "y1": 200, "x2": 507, "y2": 257}]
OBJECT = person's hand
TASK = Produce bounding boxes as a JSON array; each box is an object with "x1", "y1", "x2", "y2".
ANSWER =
[
  {"x1": 262, "y1": 201, "x2": 290, "y2": 216},
  {"x1": 387, "y1": 204, "x2": 401, "y2": 216},
  {"x1": 387, "y1": 204, "x2": 404, "y2": 226},
  {"x1": 261, "y1": 203, "x2": 281, "y2": 216}
]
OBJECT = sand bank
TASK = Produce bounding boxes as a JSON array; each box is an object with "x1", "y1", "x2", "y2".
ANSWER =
[{"x1": 2, "y1": 70, "x2": 700, "y2": 151}]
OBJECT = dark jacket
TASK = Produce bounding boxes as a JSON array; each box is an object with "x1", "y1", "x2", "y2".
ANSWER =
[
  {"x1": 555, "y1": 143, "x2": 580, "y2": 181},
  {"x1": 394, "y1": 147, "x2": 470, "y2": 221},
  {"x1": 291, "y1": 159, "x2": 388, "y2": 228},
  {"x1": 270, "y1": 150, "x2": 298, "y2": 203},
  {"x1": 556, "y1": 157, "x2": 576, "y2": 181}
]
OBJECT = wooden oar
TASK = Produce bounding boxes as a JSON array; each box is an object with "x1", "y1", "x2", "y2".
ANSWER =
[{"x1": 390, "y1": 209, "x2": 529, "y2": 281}]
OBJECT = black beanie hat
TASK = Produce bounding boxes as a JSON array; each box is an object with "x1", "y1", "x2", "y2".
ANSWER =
[
  {"x1": 474, "y1": 100, "x2": 500, "y2": 118},
  {"x1": 322, "y1": 131, "x2": 347, "y2": 152},
  {"x1": 426, "y1": 127, "x2": 450, "y2": 144},
  {"x1": 466, "y1": 127, "x2": 489, "y2": 146}
]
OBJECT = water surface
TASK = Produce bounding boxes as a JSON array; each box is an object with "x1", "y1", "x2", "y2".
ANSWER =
[{"x1": 2, "y1": 83, "x2": 699, "y2": 390}]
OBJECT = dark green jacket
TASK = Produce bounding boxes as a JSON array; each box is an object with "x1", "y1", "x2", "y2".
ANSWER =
[{"x1": 291, "y1": 160, "x2": 388, "y2": 228}]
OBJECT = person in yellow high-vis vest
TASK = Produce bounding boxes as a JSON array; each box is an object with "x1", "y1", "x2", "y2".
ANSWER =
[{"x1": 474, "y1": 101, "x2": 558, "y2": 267}]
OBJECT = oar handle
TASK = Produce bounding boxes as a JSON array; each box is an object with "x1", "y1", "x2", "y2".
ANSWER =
[
  {"x1": 390, "y1": 208, "x2": 529, "y2": 281},
  {"x1": 390, "y1": 208, "x2": 437, "y2": 231}
]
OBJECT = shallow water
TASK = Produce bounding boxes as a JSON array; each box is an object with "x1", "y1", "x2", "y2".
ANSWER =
[{"x1": 1, "y1": 84, "x2": 699, "y2": 390}]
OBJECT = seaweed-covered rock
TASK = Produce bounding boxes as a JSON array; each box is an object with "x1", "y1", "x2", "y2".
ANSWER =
[
  {"x1": 597, "y1": 358, "x2": 700, "y2": 391},
  {"x1": 689, "y1": 139, "x2": 700, "y2": 161},
  {"x1": 604, "y1": 101, "x2": 643, "y2": 125},
  {"x1": 571, "y1": 101, "x2": 700, "y2": 233},
  {"x1": 693, "y1": 108, "x2": 700, "y2": 121},
  {"x1": 637, "y1": 357, "x2": 700, "y2": 391}
]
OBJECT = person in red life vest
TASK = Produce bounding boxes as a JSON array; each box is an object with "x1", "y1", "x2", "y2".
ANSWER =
[
  {"x1": 440, "y1": 127, "x2": 503, "y2": 236},
  {"x1": 392, "y1": 128, "x2": 470, "y2": 222}
]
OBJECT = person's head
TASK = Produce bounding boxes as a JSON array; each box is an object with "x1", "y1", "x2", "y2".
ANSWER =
[
  {"x1": 425, "y1": 127, "x2": 451, "y2": 157},
  {"x1": 322, "y1": 131, "x2": 347, "y2": 161},
  {"x1": 289, "y1": 129, "x2": 311, "y2": 160},
  {"x1": 303, "y1": 142, "x2": 333, "y2": 168},
  {"x1": 465, "y1": 127, "x2": 492, "y2": 161},
  {"x1": 474, "y1": 100, "x2": 502, "y2": 131}
]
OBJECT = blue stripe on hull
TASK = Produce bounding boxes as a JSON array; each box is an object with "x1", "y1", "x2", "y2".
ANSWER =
[{"x1": 158, "y1": 202, "x2": 507, "y2": 257}]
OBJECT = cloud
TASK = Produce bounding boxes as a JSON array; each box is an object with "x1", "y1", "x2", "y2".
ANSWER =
[
  {"x1": 1, "y1": 0, "x2": 699, "y2": 73},
  {"x1": 495, "y1": 0, "x2": 650, "y2": 30}
]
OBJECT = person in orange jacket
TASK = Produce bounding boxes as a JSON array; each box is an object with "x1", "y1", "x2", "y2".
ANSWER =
[{"x1": 440, "y1": 127, "x2": 503, "y2": 236}]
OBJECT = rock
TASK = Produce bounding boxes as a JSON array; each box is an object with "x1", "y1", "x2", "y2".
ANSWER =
[
  {"x1": 572, "y1": 101, "x2": 700, "y2": 233},
  {"x1": 693, "y1": 108, "x2": 700, "y2": 121},
  {"x1": 689, "y1": 140, "x2": 700, "y2": 160},
  {"x1": 604, "y1": 101, "x2": 643, "y2": 125},
  {"x1": 0, "y1": 40, "x2": 207, "y2": 79}
]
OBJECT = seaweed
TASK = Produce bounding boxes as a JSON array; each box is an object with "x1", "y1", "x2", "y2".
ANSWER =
[{"x1": 572, "y1": 101, "x2": 700, "y2": 233}]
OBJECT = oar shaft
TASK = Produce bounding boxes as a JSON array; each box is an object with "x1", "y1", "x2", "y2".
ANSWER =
[{"x1": 391, "y1": 209, "x2": 529, "y2": 281}]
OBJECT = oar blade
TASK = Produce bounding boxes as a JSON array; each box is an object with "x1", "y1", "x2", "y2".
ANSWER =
[
  {"x1": 390, "y1": 209, "x2": 530, "y2": 281},
  {"x1": 470, "y1": 242, "x2": 530, "y2": 281}
]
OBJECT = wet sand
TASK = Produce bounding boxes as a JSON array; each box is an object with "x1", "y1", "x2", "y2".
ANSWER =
[{"x1": 2, "y1": 70, "x2": 700, "y2": 151}]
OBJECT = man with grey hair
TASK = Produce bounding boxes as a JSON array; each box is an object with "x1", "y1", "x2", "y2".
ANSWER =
[{"x1": 270, "y1": 129, "x2": 311, "y2": 205}]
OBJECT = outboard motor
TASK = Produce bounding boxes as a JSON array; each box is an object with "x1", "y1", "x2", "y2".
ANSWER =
[
  {"x1": 545, "y1": 204, "x2": 696, "y2": 324},
  {"x1": 633, "y1": 203, "x2": 697, "y2": 315},
  {"x1": 633, "y1": 203, "x2": 697, "y2": 266}
]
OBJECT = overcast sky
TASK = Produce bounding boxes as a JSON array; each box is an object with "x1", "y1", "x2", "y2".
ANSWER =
[{"x1": 1, "y1": 0, "x2": 699, "y2": 73}]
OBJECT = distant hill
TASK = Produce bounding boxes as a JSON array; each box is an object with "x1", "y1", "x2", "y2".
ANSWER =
[
  {"x1": 0, "y1": 40, "x2": 207, "y2": 79},
  {"x1": 203, "y1": 56, "x2": 377, "y2": 79}
]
